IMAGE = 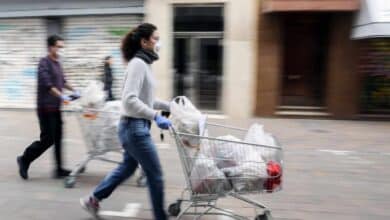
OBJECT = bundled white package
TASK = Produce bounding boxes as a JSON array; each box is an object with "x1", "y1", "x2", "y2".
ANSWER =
[
  {"x1": 79, "y1": 81, "x2": 106, "y2": 108},
  {"x1": 222, "y1": 150, "x2": 268, "y2": 192},
  {"x1": 189, "y1": 153, "x2": 230, "y2": 194},
  {"x1": 218, "y1": 123, "x2": 282, "y2": 192},
  {"x1": 170, "y1": 96, "x2": 206, "y2": 148},
  {"x1": 206, "y1": 135, "x2": 270, "y2": 192}
]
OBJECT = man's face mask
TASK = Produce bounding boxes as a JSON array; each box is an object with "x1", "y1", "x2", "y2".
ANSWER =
[{"x1": 57, "y1": 48, "x2": 65, "y2": 57}]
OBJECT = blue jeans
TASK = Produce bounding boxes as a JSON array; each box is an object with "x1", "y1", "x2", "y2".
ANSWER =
[{"x1": 93, "y1": 117, "x2": 167, "y2": 220}]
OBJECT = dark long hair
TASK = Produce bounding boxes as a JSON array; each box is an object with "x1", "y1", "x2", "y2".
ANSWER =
[{"x1": 121, "y1": 23, "x2": 157, "y2": 62}]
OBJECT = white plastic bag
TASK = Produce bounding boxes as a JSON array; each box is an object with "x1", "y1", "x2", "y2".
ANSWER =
[
  {"x1": 97, "y1": 101, "x2": 122, "y2": 151},
  {"x1": 222, "y1": 159, "x2": 268, "y2": 192},
  {"x1": 244, "y1": 123, "x2": 279, "y2": 161},
  {"x1": 210, "y1": 135, "x2": 247, "y2": 169},
  {"x1": 190, "y1": 153, "x2": 230, "y2": 194},
  {"x1": 101, "y1": 100, "x2": 122, "y2": 113},
  {"x1": 210, "y1": 134, "x2": 270, "y2": 192},
  {"x1": 79, "y1": 81, "x2": 106, "y2": 108},
  {"x1": 170, "y1": 96, "x2": 206, "y2": 148}
]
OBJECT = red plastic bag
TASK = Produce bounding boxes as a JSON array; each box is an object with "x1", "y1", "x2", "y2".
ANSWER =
[
  {"x1": 267, "y1": 161, "x2": 282, "y2": 177},
  {"x1": 263, "y1": 161, "x2": 282, "y2": 192}
]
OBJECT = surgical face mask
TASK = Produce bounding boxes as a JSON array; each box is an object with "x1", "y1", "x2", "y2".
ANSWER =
[
  {"x1": 154, "y1": 41, "x2": 162, "y2": 54},
  {"x1": 57, "y1": 48, "x2": 65, "y2": 57}
]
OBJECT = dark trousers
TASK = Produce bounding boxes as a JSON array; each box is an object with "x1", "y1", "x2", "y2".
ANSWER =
[
  {"x1": 104, "y1": 84, "x2": 114, "y2": 101},
  {"x1": 21, "y1": 110, "x2": 64, "y2": 170}
]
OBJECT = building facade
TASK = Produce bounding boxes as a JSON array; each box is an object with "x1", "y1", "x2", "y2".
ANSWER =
[
  {"x1": 352, "y1": 0, "x2": 390, "y2": 116},
  {"x1": 256, "y1": 0, "x2": 361, "y2": 118},
  {"x1": 145, "y1": 0, "x2": 259, "y2": 118},
  {"x1": 0, "y1": 0, "x2": 388, "y2": 119},
  {"x1": 256, "y1": 0, "x2": 389, "y2": 118}
]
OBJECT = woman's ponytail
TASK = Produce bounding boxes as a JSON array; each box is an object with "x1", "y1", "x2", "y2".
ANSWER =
[{"x1": 121, "y1": 23, "x2": 157, "y2": 62}]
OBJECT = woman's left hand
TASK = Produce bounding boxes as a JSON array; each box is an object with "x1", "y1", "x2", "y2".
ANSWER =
[{"x1": 154, "y1": 115, "x2": 171, "y2": 130}]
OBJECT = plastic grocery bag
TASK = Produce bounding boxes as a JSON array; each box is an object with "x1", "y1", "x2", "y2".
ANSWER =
[
  {"x1": 242, "y1": 123, "x2": 283, "y2": 192},
  {"x1": 244, "y1": 124, "x2": 276, "y2": 146},
  {"x1": 263, "y1": 161, "x2": 283, "y2": 192},
  {"x1": 244, "y1": 124, "x2": 281, "y2": 162},
  {"x1": 96, "y1": 101, "x2": 122, "y2": 151},
  {"x1": 190, "y1": 153, "x2": 230, "y2": 194},
  {"x1": 221, "y1": 143, "x2": 269, "y2": 192},
  {"x1": 222, "y1": 160, "x2": 268, "y2": 192},
  {"x1": 101, "y1": 100, "x2": 122, "y2": 112},
  {"x1": 170, "y1": 96, "x2": 206, "y2": 148},
  {"x1": 79, "y1": 81, "x2": 106, "y2": 108},
  {"x1": 208, "y1": 135, "x2": 247, "y2": 169}
]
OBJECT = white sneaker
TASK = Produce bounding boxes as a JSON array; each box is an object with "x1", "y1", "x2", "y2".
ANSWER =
[{"x1": 80, "y1": 196, "x2": 100, "y2": 219}]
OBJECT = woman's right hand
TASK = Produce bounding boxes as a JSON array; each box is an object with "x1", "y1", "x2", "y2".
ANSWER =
[{"x1": 154, "y1": 115, "x2": 171, "y2": 130}]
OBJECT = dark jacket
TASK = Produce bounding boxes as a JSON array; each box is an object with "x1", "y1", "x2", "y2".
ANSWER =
[
  {"x1": 37, "y1": 56, "x2": 66, "y2": 111},
  {"x1": 103, "y1": 64, "x2": 113, "y2": 90}
]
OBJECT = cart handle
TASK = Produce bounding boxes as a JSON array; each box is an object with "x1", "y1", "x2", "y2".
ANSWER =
[
  {"x1": 206, "y1": 122, "x2": 248, "y2": 131},
  {"x1": 170, "y1": 130, "x2": 282, "y2": 150}
]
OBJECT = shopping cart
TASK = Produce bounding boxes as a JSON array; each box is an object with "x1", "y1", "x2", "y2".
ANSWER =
[
  {"x1": 63, "y1": 106, "x2": 146, "y2": 188},
  {"x1": 168, "y1": 122, "x2": 283, "y2": 220}
]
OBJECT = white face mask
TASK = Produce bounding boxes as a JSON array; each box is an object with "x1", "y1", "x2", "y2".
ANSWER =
[
  {"x1": 57, "y1": 48, "x2": 65, "y2": 57},
  {"x1": 154, "y1": 41, "x2": 162, "y2": 54}
]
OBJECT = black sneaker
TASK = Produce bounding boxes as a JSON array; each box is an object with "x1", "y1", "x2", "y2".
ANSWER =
[
  {"x1": 17, "y1": 156, "x2": 29, "y2": 180},
  {"x1": 54, "y1": 168, "x2": 71, "y2": 179},
  {"x1": 80, "y1": 196, "x2": 100, "y2": 219}
]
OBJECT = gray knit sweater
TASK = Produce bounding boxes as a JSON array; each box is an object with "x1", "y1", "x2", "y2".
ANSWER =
[{"x1": 121, "y1": 57, "x2": 169, "y2": 120}]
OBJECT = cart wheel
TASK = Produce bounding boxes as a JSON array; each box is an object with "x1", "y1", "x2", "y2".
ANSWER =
[
  {"x1": 168, "y1": 202, "x2": 181, "y2": 217},
  {"x1": 255, "y1": 210, "x2": 272, "y2": 220},
  {"x1": 80, "y1": 166, "x2": 86, "y2": 173},
  {"x1": 136, "y1": 175, "x2": 147, "y2": 187},
  {"x1": 64, "y1": 176, "x2": 76, "y2": 188},
  {"x1": 160, "y1": 133, "x2": 164, "y2": 141}
]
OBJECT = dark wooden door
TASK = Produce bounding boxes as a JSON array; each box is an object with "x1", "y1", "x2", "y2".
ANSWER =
[{"x1": 282, "y1": 15, "x2": 328, "y2": 106}]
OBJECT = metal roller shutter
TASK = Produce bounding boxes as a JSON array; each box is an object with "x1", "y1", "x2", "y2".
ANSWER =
[
  {"x1": 359, "y1": 38, "x2": 390, "y2": 114},
  {"x1": 0, "y1": 18, "x2": 46, "y2": 108},
  {"x1": 62, "y1": 15, "x2": 143, "y2": 99}
]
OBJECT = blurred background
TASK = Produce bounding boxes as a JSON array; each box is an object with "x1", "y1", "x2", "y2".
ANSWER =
[
  {"x1": 1, "y1": 1, "x2": 390, "y2": 220},
  {"x1": 0, "y1": 0, "x2": 388, "y2": 118}
]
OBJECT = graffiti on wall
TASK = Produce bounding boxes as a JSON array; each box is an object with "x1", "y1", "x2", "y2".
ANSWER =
[
  {"x1": 107, "y1": 27, "x2": 130, "y2": 37},
  {"x1": 62, "y1": 17, "x2": 140, "y2": 99},
  {"x1": 0, "y1": 16, "x2": 141, "y2": 107},
  {"x1": 0, "y1": 20, "x2": 44, "y2": 107}
]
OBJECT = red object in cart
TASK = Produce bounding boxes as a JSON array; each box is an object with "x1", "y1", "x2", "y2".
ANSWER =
[{"x1": 264, "y1": 161, "x2": 282, "y2": 192}]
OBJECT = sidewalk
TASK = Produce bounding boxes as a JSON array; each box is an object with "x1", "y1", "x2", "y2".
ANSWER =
[{"x1": 1, "y1": 110, "x2": 390, "y2": 219}]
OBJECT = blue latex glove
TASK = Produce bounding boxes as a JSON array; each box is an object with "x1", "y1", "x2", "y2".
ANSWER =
[
  {"x1": 70, "y1": 90, "x2": 81, "y2": 100},
  {"x1": 60, "y1": 95, "x2": 71, "y2": 102},
  {"x1": 154, "y1": 115, "x2": 171, "y2": 130}
]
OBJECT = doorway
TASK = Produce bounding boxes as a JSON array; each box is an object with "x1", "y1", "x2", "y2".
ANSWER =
[
  {"x1": 173, "y1": 5, "x2": 224, "y2": 110},
  {"x1": 281, "y1": 14, "x2": 329, "y2": 106}
]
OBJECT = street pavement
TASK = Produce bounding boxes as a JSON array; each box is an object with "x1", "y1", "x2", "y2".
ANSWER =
[{"x1": 1, "y1": 110, "x2": 390, "y2": 220}]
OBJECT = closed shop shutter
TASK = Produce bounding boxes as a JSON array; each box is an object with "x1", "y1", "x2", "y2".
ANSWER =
[
  {"x1": 0, "y1": 18, "x2": 46, "y2": 108},
  {"x1": 62, "y1": 15, "x2": 143, "y2": 100},
  {"x1": 359, "y1": 39, "x2": 390, "y2": 114}
]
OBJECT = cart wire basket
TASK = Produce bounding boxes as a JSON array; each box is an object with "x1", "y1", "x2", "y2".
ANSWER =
[
  {"x1": 168, "y1": 122, "x2": 283, "y2": 220},
  {"x1": 63, "y1": 106, "x2": 146, "y2": 188}
]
